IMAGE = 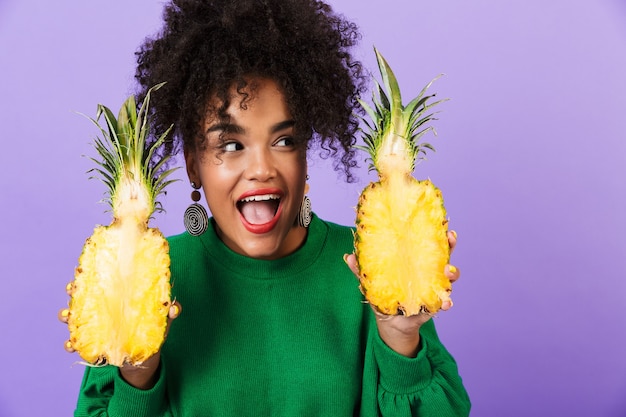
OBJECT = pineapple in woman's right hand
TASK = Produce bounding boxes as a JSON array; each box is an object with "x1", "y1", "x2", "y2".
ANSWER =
[{"x1": 65, "y1": 85, "x2": 176, "y2": 367}]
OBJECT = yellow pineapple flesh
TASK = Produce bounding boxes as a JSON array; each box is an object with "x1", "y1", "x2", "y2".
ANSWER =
[
  {"x1": 67, "y1": 84, "x2": 176, "y2": 366},
  {"x1": 354, "y1": 49, "x2": 451, "y2": 316}
]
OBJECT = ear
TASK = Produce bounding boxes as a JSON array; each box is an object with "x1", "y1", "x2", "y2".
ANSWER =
[{"x1": 184, "y1": 146, "x2": 199, "y2": 185}]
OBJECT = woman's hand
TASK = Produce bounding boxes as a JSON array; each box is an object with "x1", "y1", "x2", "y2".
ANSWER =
[
  {"x1": 58, "y1": 283, "x2": 181, "y2": 390},
  {"x1": 344, "y1": 230, "x2": 460, "y2": 357}
]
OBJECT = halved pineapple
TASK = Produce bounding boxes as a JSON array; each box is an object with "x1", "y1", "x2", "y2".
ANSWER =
[
  {"x1": 354, "y1": 49, "x2": 451, "y2": 316},
  {"x1": 66, "y1": 84, "x2": 177, "y2": 366}
]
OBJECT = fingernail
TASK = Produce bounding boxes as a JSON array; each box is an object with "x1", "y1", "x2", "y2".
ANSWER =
[
  {"x1": 170, "y1": 304, "x2": 180, "y2": 317},
  {"x1": 65, "y1": 282, "x2": 73, "y2": 293},
  {"x1": 448, "y1": 265, "x2": 457, "y2": 275},
  {"x1": 450, "y1": 230, "x2": 457, "y2": 240},
  {"x1": 65, "y1": 340, "x2": 74, "y2": 351},
  {"x1": 61, "y1": 309, "x2": 70, "y2": 318},
  {"x1": 343, "y1": 254, "x2": 349, "y2": 264}
]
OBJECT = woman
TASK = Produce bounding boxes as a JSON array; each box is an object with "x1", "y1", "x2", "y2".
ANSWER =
[{"x1": 63, "y1": 0, "x2": 471, "y2": 415}]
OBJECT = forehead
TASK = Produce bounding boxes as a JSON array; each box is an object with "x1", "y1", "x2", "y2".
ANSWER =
[{"x1": 206, "y1": 77, "x2": 290, "y2": 121}]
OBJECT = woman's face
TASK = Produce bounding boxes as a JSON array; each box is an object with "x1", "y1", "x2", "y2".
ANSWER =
[{"x1": 185, "y1": 78, "x2": 308, "y2": 260}]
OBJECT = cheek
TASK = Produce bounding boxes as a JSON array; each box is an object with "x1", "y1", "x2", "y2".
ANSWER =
[
  {"x1": 286, "y1": 158, "x2": 307, "y2": 189},
  {"x1": 289, "y1": 171, "x2": 308, "y2": 206},
  {"x1": 197, "y1": 155, "x2": 238, "y2": 183},
  {"x1": 196, "y1": 164, "x2": 234, "y2": 209}
]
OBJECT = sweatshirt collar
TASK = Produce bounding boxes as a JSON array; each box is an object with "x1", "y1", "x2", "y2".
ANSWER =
[{"x1": 198, "y1": 213, "x2": 328, "y2": 280}]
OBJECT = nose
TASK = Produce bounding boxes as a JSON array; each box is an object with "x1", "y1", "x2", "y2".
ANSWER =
[{"x1": 244, "y1": 147, "x2": 276, "y2": 182}]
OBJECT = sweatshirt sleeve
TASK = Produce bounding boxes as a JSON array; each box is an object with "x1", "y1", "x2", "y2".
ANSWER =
[
  {"x1": 364, "y1": 319, "x2": 471, "y2": 417},
  {"x1": 74, "y1": 363, "x2": 171, "y2": 417}
]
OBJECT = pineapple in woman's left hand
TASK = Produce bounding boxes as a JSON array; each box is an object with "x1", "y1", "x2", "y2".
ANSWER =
[{"x1": 354, "y1": 49, "x2": 452, "y2": 317}]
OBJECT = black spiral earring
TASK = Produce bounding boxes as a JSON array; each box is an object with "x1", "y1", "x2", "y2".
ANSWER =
[
  {"x1": 297, "y1": 196, "x2": 312, "y2": 228},
  {"x1": 184, "y1": 182, "x2": 209, "y2": 236},
  {"x1": 297, "y1": 177, "x2": 312, "y2": 228}
]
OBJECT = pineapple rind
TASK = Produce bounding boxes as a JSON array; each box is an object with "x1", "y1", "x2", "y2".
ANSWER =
[
  {"x1": 69, "y1": 224, "x2": 171, "y2": 366},
  {"x1": 355, "y1": 176, "x2": 450, "y2": 316}
]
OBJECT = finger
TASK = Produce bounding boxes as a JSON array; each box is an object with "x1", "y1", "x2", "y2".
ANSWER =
[
  {"x1": 343, "y1": 253, "x2": 360, "y2": 277},
  {"x1": 65, "y1": 281, "x2": 75, "y2": 296},
  {"x1": 447, "y1": 230, "x2": 458, "y2": 253},
  {"x1": 440, "y1": 298, "x2": 454, "y2": 311},
  {"x1": 445, "y1": 264, "x2": 461, "y2": 283},
  {"x1": 64, "y1": 340, "x2": 75, "y2": 353},
  {"x1": 168, "y1": 301, "x2": 182, "y2": 320},
  {"x1": 58, "y1": 308, "x2": 70, "y2": 324},
  {"x1": 164, "y1": 301, "x2": 182, "y2": 339}
]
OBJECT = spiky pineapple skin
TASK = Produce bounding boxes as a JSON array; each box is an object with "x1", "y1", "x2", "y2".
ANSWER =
[
  {"x1": 68, "y1": 224, "x2": 171, "y2": 366},
  {"x1": 355, "y1": 175, "x2": 451, "y2": 316}
]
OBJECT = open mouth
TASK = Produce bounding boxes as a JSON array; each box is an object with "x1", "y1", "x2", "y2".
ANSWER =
[{"x1": 237, "y1": 192, "x2": 283, "y2": 233}]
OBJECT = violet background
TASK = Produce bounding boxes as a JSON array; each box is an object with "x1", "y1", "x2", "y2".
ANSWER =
[{"x1": 1, "y1": 0, "x2": 625, "y2": 416}]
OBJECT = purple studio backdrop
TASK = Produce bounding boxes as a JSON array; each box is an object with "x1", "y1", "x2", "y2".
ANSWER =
[{"x1": 1, "y1": 0, "x2": 625, "y2": 416}]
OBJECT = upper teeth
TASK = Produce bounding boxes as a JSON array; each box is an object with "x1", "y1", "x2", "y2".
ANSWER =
[{"x1": 240, "y1": 194, "x2": 280, "y2": 203}]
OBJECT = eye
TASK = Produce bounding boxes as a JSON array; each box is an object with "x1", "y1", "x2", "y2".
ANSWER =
[
  {"x1": 223, "y1": 141, "x2": 243, "y2": 152},
  {"x1": 275, "y1": 136, "x2": 295, "y2": 147}
]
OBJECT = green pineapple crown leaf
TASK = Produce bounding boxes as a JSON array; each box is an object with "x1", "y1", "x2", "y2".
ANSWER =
[
  {"x1": 81, "y1": 82, "x2": 178, "y2": 217},
  {"x1": 356, "y1": 47, "x2": 448, "y2": 175}
]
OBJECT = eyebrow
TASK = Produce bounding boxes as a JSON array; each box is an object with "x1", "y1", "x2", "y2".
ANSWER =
[{"x1": 205, "y1": 119, "x2": 295, "y2": 135}]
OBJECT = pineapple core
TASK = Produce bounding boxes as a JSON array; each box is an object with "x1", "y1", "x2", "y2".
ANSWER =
[{"x1": 354, "y1": 49, "x2": 451, "y2": 316}]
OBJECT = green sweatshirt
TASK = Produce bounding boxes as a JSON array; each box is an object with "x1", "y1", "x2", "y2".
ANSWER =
[{"x1": 74, "y1": 214, "x2": 470, "y2": 416}]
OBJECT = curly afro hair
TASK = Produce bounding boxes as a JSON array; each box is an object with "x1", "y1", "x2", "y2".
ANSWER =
[{"x1": 135, "y1": 0, "x2": 367, "y2": 182}]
